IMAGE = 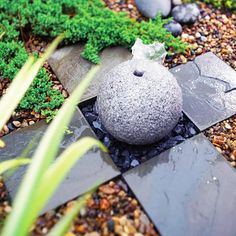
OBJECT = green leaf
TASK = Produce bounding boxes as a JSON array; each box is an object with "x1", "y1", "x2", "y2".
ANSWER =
[
  {"x1": 31, "y1": 137, "x2": 106, "y2": 216},
  {"x1": 0, "y1": 159, "x2": 31, "y2": 175},
  {"x1": 1, "y1": 65, "x2": 100, "y2": 236}
]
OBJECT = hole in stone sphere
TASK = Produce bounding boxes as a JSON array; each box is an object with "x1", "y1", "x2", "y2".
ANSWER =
[{"x1": 133, "y1": 70, "x2": 144, "y2": 77}]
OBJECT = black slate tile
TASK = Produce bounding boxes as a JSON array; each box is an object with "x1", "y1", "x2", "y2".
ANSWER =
[
  {"x1": 0, "y1": 108, "x2": 120, "y2": 213},
  {"x1": 123, "y1": 134, "x2": 236, "y2": 236},
  {"x1": 48, "y1": 44, "x2": 131, "y2": 102},
  {"x1": 171, "y1": 52, "x2": 236, "y2": 131}
]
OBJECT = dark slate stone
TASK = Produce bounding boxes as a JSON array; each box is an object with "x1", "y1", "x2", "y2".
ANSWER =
[
  {"x1": 124, "y1": 134, "x2": 236, "y2": 236},
  {"x1": 0, "y1": 108, "x2": 120, "y2": 213},
  {"x1": 48, "y1": 44, "x2": 131, "y2": 102},
  {"x1": 171, "y1": 52, "x2": 236, "y2": 131}
]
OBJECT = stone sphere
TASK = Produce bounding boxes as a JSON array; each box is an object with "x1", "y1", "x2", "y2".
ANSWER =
[{"x1": 97, "y1": 59, "x2": 183, "y2": 145}]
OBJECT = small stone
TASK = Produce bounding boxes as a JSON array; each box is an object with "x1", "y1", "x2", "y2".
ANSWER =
[
  {"x1": 200, "y1": 36, "x2": 207, "y2": 42},
  {"x1": 131, "y1": 159, "x2": 140, "y2": 167},
  {"x1": 195, "y1": 32, "x2": 201, "y2": 38},
  {"x1": 99, "y1": 184, "x2": 115, "y2": 195},
  {"x1": 225, "y1": 123, "x2": 232, "y2": 130},
  {"x1": 100, "y1": 198, "x2": 110, "y2": 210},
  {"x1": 12, "y1": 121, "x2": 21, "y2": 128},
  {"x1": 107, "y1": 219, "x2": 115, "y2": 232},
  {"x1": 172, "y1": 3, "x2": 200, "y2": 24},
  {"x1": 164, "y1": 20, "x2": 183, "y2": 37},
  {"x1": 29, "y1": 120, "x2": 35, "y2": 126},
  {"x1": 135, "y1": 0, "x2": 172, "y2": 18}
]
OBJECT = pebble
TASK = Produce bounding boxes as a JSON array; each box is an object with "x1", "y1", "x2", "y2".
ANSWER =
[
  {"x1": 205, "y1": 115, "x2": 236, "y2": 169},
  {"x1": 12, "y1": 121, "x2": 21, "y2": 128},
  {"x1": 164, "y1": 20, "x2": 183, "y2": 37},
  {"x1": 31, "y1": 180, "x2": 159, "y2": 235}
]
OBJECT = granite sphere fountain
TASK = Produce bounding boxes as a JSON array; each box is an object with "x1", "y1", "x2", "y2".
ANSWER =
[{"x1": 97, "y1": 39, "x2": 183, "y2": 145}]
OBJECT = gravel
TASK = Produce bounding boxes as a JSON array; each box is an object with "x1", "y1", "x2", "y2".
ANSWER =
[
  {"x1": 81, "y1": 100, "x2": 198, "y2": 172},
  {"x1": 32, "y1": 179, "x2": 159, "y2": 235},
  {"x1": 205, "y1": 115, "x2": 236, "y2": 169}
]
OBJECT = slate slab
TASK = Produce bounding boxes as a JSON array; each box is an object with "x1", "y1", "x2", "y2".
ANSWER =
[
  {"x1": 0, "y1": 108, "x2": 120, "y2": 213},
  {"x1": 48, "y1": 44, "x2": 132, "y2": 102},
  {"x1": 171, "y1": 52, "x2": 236, "y2": 131},
  {"x1": 124, "y1": 134, "x2": 236, "y2": 236}
]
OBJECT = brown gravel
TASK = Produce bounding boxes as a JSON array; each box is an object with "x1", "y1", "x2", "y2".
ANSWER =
[
  {"x1": 104, "y1": 0, "x2": 142, "y2": 19},
  {"x1": 32, "y1": 179, "x2": 159, "y2": 236},
  {"x1": 205, "y1": 115, "x2": 236, "y2": 169}
]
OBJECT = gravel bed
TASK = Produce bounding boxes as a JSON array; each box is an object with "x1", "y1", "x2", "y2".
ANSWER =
[
  {"x1": 80, "y1": 100, "x2": 198, "y2": 172},
  {"x1": 204, "y1": 115, "x2": 236, "y2": 169},
  {"x1": 165, "y1": 2, "x2": 236, "y2": 70},
  {"x1": 32, "y1": 179, "x2": 159, "y2": 236}
]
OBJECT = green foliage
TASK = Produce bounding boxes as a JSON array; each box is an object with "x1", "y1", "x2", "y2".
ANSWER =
[
  {"x1": 0, "y1": 0, "x2": 187, "y2": 64},
  {"x1": 0, "y1": 40, "x2": 64, "y2": 114},
  {"x1": 0, "y1": 0, "x2": 187, "y2": 116},
  {"x1": 183, "y1": 0, "x2": 236, "y2": 10},
  {"x1": 0, "y1": 55, "x2": 103, "y2": 235}
]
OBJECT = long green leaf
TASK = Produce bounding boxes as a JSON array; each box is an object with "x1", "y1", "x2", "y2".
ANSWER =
[
  {"x1": 0, "y1": 159, "x2": 31, "y2": 175},
  {"x1": 1, "y1": 65, "x2": 100, "y2": 236},
  {"x1": 48, "y1": 189, "x2": 94, "y2": 236},
  {"x1": 31, "y1": 137, "x2": 106, "y2": 216},
  {"x1": 0, "y1": 57, "x2": 34, "y2": 130}
]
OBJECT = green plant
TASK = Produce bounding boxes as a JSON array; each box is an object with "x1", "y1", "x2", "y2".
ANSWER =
[
  {"x1": 183, "y1": 0, "x2": 236, "y2": 10},
  {"x1": 0, "y1": 36, "x2": 105, "y2": 235},
  {"x1": 0, "y1": 0, "x2": 188, "y2": 118}
]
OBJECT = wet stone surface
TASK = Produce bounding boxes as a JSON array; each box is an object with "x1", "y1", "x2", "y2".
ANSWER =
[
  {"x1": 124, "y1": 134, "x2": 236, "y2": 236},
  {"x1": 0, "y1": 108, "x2": 120, "y2": 214},
  {"x1": 48, "y1": 44, "x2": 131, "y2": 102},
  {"x1": 171, "y1": 52, "x2": 236, "y2": 131},
  {"x1": 80, "y1": 100, "x2": 198, "y2": 172}
]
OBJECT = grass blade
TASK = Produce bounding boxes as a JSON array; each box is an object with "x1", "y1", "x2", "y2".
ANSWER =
[
  {"x1": 48, "y1": 189, "x2": 94, "y2": 236},
  {"x1": 1, "y1": 65, "x2": 100, "y2": 236},
  {"x1": 27, "y1": 137, "x2": 106, "y2": 221},
  {"x1": 0, "y1": 159, "x2": 31, "y2": 175}
]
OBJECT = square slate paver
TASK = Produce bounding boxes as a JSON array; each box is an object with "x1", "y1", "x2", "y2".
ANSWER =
[
  {"x1": 171, "y1": 52, "x2": 236, "y2": 131},
  {"x1": 0, "y1": 107, "x2": 120, "y2": 213},
  {"x1": 123, "y1": 134, "x2": 236, "y2": 236},
  {"x1": 48, "y1": 44, "x2": 131, "y2": 102}
]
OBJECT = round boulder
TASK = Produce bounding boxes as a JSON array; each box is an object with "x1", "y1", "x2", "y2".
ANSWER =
[
  {"x1": 172, "y1": 3, "x2": 200, "y2": 24},
  {"x1": 97, "y1": 59, "x2": 183, "y2": 145},
  {"x1": 135, "y1": 0, "x2": 171, "y2": 18},
  {"x1": 164, "y1": 20, "x2": 183, "y2": 37}
]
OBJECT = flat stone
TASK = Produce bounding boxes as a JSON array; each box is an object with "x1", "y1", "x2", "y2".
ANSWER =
[
  {"x1": 171, "y1": 52, "x2": 236, "y2": 131},
  {"x1": 0, "y1": 108, "x2": 120, "y2": 213},
  {"x1": 48, "y1": 44, "x2": 131, "y2": 102},
  {"x1": 124, "y1": 134, "x2": 236, "y2": 236}
]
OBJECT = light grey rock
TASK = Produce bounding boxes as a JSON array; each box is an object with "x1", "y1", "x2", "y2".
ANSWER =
[
  {"x1": 135, "y1": 0, "x2": 171, "y2": 18},
  {"x1": 164, "y1": 20, "x2": 183, "y2": 37},
  {"x1": 97, "y1": 59, "x2": 183, "y2": 145},
  {"x1": 172, "y1": 3, "x2": 200, "y2": 24}
]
